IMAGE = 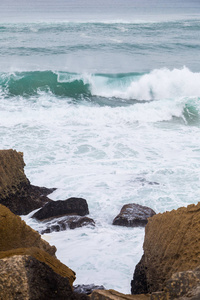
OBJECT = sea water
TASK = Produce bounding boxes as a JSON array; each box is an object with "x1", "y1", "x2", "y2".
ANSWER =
[{"x1": 1, "y1": 0, "x2": 200, "y2": 293}]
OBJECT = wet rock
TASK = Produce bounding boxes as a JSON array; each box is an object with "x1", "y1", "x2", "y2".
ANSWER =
[
  {"x1": 0, "y1": 255, "x2": 89, "y2": 300},
  {"x1": 90, "y1": 289, "x2": 150, "y2": 300},
  {"x1": 32, "y1": 197, "x2": 89, "y2": 221},
  {"x1": 41, "y1": 215, "x2": 95, "y2": 234},
  {"x1": 131, "y1": 202, "x2": 200, "y2": 295},
  {"x1": 73, "y1": 284, "x2": 105, "y2": 295},
  {"x1": 0, "y1": 149, "x2": 55, "y2": 215},
  {"x1": 113, "y1": 203, "x2": 156, "y2": 227}
]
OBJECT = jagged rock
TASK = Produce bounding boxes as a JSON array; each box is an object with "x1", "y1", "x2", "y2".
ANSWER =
[
  {"x1": 41, "y1": 215, "x2": 95, "y2": 234},
  {"x1": 0, "y1": 204, "x2": 55, "y2": 255},
  {"x1": 151, "y1": 266, "x2": 200, "y2": 300},
  {"x1": 113, "y1": 203, "x2": 156, "y2": 227},
  {"x1": 73, "y1": 284, "x2": 105, "y2": 295},
  {"x1": 131, "y1": 202, "x2": 200, "y2": 295},
  {"x1": 32, "y1": 197, "x2": 89, "y2": 221},
  {"x1": 0, "y1": 255, "x2": 89, "y2": 300},
  {"x1": 0, "y1": 149, "x2": 55, "y2": 215},
  {"x1": 90, "y1": 289, "x2": 150, "y2": 300},
  {"x1": 0, "y1": 204, "x2": 76, "y2": 286}
]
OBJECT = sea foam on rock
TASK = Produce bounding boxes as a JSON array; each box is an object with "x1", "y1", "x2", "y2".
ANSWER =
[
  {"x1": 131, "y1": 202, "x2": 200, "y2": 299},
  {"x1": 32, "y1": 197, "x2": 95, "y2": 233},
  {"x1": 113, "y1": 203, "x2": 156, "y2": 227},
  {"x1": 0, "y1": 149, "x2": 55, "y2": 215},
  {"x1": 40, "y1": 215, "x2": 95, "y2": 234}
]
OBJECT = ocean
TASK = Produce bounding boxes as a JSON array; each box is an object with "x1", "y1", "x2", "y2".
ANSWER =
[{"x1": 1, "y1": 0, "x2": 200, "y2": 293}]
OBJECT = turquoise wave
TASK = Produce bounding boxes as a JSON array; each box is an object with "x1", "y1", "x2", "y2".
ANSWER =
[
  {"x1": 0, "y1": 71, "x2": 91, "y2": 98},
  {"x1": 0, "y1": 71, "x2": 140, "y2": 99},
  {"x1": 0, "y1": 69, "x2": 200, "y2": 125}
]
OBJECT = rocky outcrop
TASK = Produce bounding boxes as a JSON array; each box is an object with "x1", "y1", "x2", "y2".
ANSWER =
[
  {"x1": 113, "y1": 203, "x2": 156, "y2": 227},
  {"x1": 150, "y1": 266, "x2": 200, "y2": 300},
  {"x1": 0, "y1": 204, "x2": 75, "y2": 286},
  {"x1": 0, "y1": 255, "x2": 89, "y2": 300},
  {"x1": 90, "y1": 289, "x2": 150, "y2": 300},
  {"x1": 0, "y1": 149, "x2": 55, "y2": 215},
  {"x1": 32, "y1": 197, "x2": 90, "y2": 220},
  {"x1": 0, "y1": 204, "x2": 55, "y2": 255},
  {"x1": 131, "y1": 202, "x2": 200, "y2": 295},
  {"x1": 41, "y1": 215, "x2": 95, "y2": 234}
]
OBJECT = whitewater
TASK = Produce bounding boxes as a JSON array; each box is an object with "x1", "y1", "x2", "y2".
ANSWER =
[{"x1": 1, "y1": 0, "x2": 200, "y2": 294}]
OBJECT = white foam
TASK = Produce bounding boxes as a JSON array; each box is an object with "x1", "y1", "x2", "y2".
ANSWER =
[{"x1": 90, "y1": 67, "x2": 200, "y2": 100}]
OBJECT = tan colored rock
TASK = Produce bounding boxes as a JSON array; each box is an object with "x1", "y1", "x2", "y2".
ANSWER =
[
  {"x1": 151, "y1": 266, "x2": 200, "y2": 300},
  {"x1": 0, "y1": 149, "x2": 53, "y2": 215},
  {"x1": 0, "y1": 204, "x2": 55, "y2": 255},
  {"x1": 0, "y1": 149, "x2": 29, "y2": 198},
  {"x1": 0, "y1": 247, "x2": 75, "y2": 287},
  {"x1": 0, "y1": 204, "x2": 76, "y2": 286},
  {"x1": 131, "y1": 202, "x2": 200, "y2": 294},
  {"x1": 0, "y1": 255, "x2": 89, "y2": 300},
  {"x1": 90, "y1": 290, "x2": 150, "y2": 300}
]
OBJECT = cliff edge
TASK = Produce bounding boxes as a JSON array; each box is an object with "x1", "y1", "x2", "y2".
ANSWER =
[
  {"x1": 0, "y1": 149, "x2": 54, "y2": 215},
  {"x1": 131, "y1": 202, "x2": 200, "y2": 296}
]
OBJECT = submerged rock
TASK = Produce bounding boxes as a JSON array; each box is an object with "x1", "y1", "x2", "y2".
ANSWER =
[
  {"x1": 131, "y1": 202, "x2": 200, "y2": 296},
  {"x1": 73, "y1": 284, "x2": 105, "y2": 295},
  {"x1": 0, "y1": 149, "x2": 55, "y2": 215},
  {"x1": 113, "y1": 203, "x2": 156, "y2": 227},
  {"x1": 41, "y1": 215, "x2": 95, "y2": 234},
  {"x1": 0, "y1": 255, "x2": 89, "y2": 300},
  {"x1": 32, "y1": 197, "x2": 89, "y2": 221}
]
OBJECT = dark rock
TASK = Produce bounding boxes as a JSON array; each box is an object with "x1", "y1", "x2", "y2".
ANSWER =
[
  {"x1": 0, "y1": 149, "x2": 55, "y2": 215},
  {"x1": 0, "y1": 255, "x2": 89, "y2": 300},
  {"x1": 41, "y1": 215, "x2": 95, "y2": 234},
  {"x1": 131, "y1": 255, "x2": 148, "y2": 295},
  {"x1": 0, "y1": 183, "x2": 55, "y2": 216},
  {"x1": 113, "y1": 203, "x2": 156, "y2": 227},
  {"x1": 32, "y1": 197, "x2": 89, "y2": 221},
  {"x1": 73, "y1": 284, "x2": 105, "y2": 295},
  {"x1": 131, "y1": 202, "x2": 200, "y2": 295}
]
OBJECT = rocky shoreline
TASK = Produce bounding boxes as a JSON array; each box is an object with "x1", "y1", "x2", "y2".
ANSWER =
[{"x1": 0, "y1": 149, "x2": 199, "y2": 299}]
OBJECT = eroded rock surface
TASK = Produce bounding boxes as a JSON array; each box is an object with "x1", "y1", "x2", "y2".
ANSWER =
[
  {"x1": 0, "y1": 149, "x2": 54, "y2": 215},
  {"x1": 0, "y1": 204, "x2": 55, "y2": 255},
  {"x1": 32, "y1": 197, "x2": 89, "y2": 221},
  {"x1": 0, "y1": 255, "x2": 89, "y2": 300},
  {"x1": 151, "y1": 266, "x2": 200, "y2": 300},
  {"x1": 113, "y1": 203, "x2": 156, "y2": 227},
  {"x1": 131, "y1": 202, "x2": 200, "y2": 295},
  {"x1": 90, "y1": 289, "x2": 150, "y2": 300},
  {"x1": 0, "y1": 204, "x2": 76, "y2": 286}
]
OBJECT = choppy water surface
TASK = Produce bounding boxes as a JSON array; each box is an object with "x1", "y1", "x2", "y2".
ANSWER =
[{"x1": 1, "y1": 0, "x2": 200, "y2": 293}]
